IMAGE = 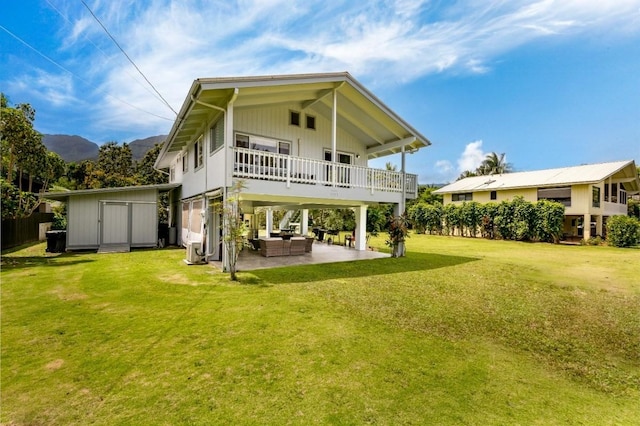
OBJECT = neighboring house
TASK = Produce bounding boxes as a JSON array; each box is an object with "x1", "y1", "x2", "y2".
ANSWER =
[
  {"x1": 154, "y1": 72, "x2": 431, "y2": 267},
  {"x1": 433, "y1": 160, "x2": 639, "y2": 240}
]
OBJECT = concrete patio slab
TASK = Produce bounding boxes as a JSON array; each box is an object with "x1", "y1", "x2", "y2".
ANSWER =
[{"x1": 210, "y1": 240, "x2": 389, "y2": 271}]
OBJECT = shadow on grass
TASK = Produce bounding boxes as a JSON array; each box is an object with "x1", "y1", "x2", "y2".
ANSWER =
[
  {"x1": 246, "y1": 251, "x2": 478, "y2": 285},
  {"x1": 0, "y1": 253, "x2": 95, "y2": 270}
]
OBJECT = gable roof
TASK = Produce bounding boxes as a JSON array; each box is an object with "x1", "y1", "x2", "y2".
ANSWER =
[
  {"x1": 155, "y1": 72, "x2": 430, "y2": 168},
  {"x1": 434, "y1": 160, "x2": 639, "y2": 194}
]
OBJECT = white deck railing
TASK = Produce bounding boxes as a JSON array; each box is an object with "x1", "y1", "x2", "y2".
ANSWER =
[{"x1": 233, "y1": 147, "x2": 417, "y2": 197}]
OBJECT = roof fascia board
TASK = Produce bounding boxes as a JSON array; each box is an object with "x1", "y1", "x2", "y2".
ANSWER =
[{"x1": 367, "y1": 137, "x2": 417, "y2": 156}]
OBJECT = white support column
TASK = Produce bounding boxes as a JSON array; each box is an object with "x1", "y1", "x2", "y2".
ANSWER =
[
  {"x1": 354, "y1": 205, "x2": 368, "y2": 251},
  {"x1": 331, "y1": 88, "x2": 337, "y2": 187},
  {"x1": 266, "y1": 208, "x2": 273, "y2": 237},
  {"x1": 301, "y1": 209, "x2": 309, "y2": 236},
  {"x1": 224, "y1": 89, "x2": 238, "y2": 188},
  {"x1": 400, "y1": 146, "x2": 406, "y2": 215},
  {"x1": 595, "y1": 215, "x2": 603, "y2": 238},
  {"x1": 583, "y1": 214, "x2": 591, "y2": 240}
]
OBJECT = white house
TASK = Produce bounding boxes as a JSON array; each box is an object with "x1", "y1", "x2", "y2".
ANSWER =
[
  {"x1": 434, "y1": 160, "x2": 640, "y2": 240},
  {"x1": 154, "y1": 72, "x2": 431, "y2": 267}
]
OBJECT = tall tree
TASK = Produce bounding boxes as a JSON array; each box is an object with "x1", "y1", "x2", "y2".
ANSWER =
[
  {"x1": 87, "y1": 142, "x2": 136, "y2": 188},
  {"x1": 477, "y1": 152, "x2": 512, "y2": 175},
  {"x1": 135, "y1": 143, "x2": 168, "y2": 185},
  {"x1": 0, "y1": 94, "x2": 64, "y2": 217}
]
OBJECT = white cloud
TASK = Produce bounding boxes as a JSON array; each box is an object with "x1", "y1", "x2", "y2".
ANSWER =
[
  {"x1": 16, "y1": 0, "x2": 640, "y2": 140},
  {"x1": 457, "y1": 140, "x2": 486, "y2": 173}
]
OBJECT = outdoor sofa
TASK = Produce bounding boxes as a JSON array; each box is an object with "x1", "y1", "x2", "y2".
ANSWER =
[{"x1": 259, "y1": 237, "x2": 307, "y2": 257}]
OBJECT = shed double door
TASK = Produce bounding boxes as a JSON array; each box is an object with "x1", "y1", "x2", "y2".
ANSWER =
[{"x1": 100, "y1": 201, "x2": 131, "y2": 250}]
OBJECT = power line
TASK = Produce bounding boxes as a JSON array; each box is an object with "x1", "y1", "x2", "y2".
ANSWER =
[
  {"x1": 80, "y1": 0, "x2": 179, "y2": 116},
  {"x1": 0, "y1": 24, "x2": 175, "y2": 122},
  {"x1": 44, "y1": 0, "x2": 169, "y2": 108}
]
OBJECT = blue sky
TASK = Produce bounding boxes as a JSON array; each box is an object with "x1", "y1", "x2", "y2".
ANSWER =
[{"x1": 2, "y1": 0, "x2": 639, "y2": 183}]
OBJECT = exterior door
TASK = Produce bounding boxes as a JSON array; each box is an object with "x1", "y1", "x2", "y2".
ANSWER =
[
  {"x1": 100, "y1": 202, "x2": 130, "y2": 245},
  {"x1": 324, "y1": 150, "x2": 353, "y2": 186}
]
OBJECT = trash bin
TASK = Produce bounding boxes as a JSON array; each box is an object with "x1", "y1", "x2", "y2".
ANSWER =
[{"x1": 45, "y1": 230, "x2": 66, "y2": 253}]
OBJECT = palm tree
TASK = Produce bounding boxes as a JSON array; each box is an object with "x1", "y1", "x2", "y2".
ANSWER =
[{"x1": 477, "y1": 152, "x2": 512, "y2": 175}]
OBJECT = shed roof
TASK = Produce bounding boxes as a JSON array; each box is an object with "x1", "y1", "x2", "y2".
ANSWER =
[
  {"x1": 434, "y1": 160, "x2": 639, "y2": 194},
  {"x1": 155, "y1": 72, "x2": 430, "y2": 168},
  {"x1": 40, "y1": 183, "x2": 180, "y2": 200}
]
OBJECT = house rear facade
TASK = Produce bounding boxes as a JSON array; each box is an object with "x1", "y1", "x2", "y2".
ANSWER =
[
  {"x1": 434, "y1": 160, "x2": 640, "y2": 240},
  {"x1": 154, "y1": 72, "x2": 431, "y2": 267}
]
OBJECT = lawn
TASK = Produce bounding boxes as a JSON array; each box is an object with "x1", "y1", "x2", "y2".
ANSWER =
[{"x1": 1, "y1": 236, "x2": 639, "y2": 425}]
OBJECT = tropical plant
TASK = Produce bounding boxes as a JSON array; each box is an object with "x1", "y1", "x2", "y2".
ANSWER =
[
  {"x1": 86, "y1": 142, "x2": 136, "y2": 188},
  {"x1": 606, "y1": 215, "x2": 640, "y2": 247},
  {"x1": 460, "y1": 201, "x2": 482, "y2": 237},
  {"x1": 386, "y1": 214, "x2": 409, "y2": 257},
  {"x1": 534, "y1": 200, "x2": 565, "y2": 243},
  {"x1": 477, "y1": 152, "x2": 512, "y2": 175}
]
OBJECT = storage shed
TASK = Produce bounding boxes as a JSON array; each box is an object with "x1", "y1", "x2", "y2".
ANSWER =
[{"x1": 42, "y1": 184, "x2": 179, "y2": 252}]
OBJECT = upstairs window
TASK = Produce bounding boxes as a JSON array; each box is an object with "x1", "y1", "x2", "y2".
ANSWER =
[
  {"x1": 306, "y1": 114, "x2": 316, "y2": 130},
  {"x1": 290, "y1": 110, "x2": 300, "y2": 126},
  {"x1": 182, "y1": 152, "x2": 188, "y2": 173},
  {"x1": 210, "y1": 118, "x2": 224, "y2": 154},
  {"x1": 592, "y1": 187, "x2": 601, "y2": 208},
  {"x1": 235, "y1": 133, "x2": 290, "y2": 154},
  {"x1": 452, "y1": 193, "x2": 473, "y2": 201},
  {"x1": 538, "y1": 186, "x2": 571, "y2": 206},
  {"x1": 194, "y1": 137, "x2": 204, "y2": 169}
]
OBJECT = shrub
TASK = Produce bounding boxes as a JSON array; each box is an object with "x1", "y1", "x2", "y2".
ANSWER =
[
  {"x1": 534, "y1": 200, "x2": 565, "y2": 243},
  {"x1": 606, "y1": 215, "x2": 640, "y2": 247}
]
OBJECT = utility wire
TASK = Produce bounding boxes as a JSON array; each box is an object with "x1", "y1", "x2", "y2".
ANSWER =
[
  {"x1": 80, "y1": 0, "x2": 178, "y2": 116},
  {"x1": 0, "y1": 24, "x2": 175, "y2": 122},
  {"x1": 44, "y1": 0, "x2": 168, "y2": 108}
]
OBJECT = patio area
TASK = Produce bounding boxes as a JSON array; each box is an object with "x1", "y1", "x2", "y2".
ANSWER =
[{"x1": 210, "y1": 240, "x2": 390, "y2": 271}]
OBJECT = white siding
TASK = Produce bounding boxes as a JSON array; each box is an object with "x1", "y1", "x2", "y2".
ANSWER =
[
  {"x1": 234, "y1": 104, "x2": 366, "y2": 166},
  {"x1": 66, "y1": 189, "x2": 158, "y2": 250},
  {"x1": 132, "y1": 203, "x2": 158, "y2": 246}
]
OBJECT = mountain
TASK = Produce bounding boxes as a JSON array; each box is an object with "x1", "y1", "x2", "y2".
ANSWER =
[
  {"x1": 129, "y1": 135, "x2": 166, "y2": 159},
  {"x1": 43, "y1": 134, "x2": 167, "y2": 162},
  {"x1": 42, "y1": 134, "x2": 99, "y2": 162}
]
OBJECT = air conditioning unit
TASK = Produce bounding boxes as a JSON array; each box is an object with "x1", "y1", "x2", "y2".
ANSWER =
[{"x1": 185, "y1": 241, "x2": 204, "y2": 264}]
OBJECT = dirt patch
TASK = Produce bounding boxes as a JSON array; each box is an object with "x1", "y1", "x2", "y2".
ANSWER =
[
  {"x1": 45, "y1": 359, "x2": 64, "y2": 371},
  {"x1": 49, "y1": 286, "x2": 88, "y2": 301},
  {"x1": 158, "y1": 273, "x2": 195, "y2": 286}
]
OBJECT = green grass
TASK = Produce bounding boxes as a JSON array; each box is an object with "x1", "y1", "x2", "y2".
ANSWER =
[{"x1": 2, "y1": 236, "x2": 639, "y2": 425}]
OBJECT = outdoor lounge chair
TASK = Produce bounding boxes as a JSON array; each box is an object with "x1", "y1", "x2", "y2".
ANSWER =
[
  {"x1": 304, "y1": 236, "x2": 314, "y2": 252},
  {"x1": 259, "y1": 237, "x2": 285, "y2": 257},
  {"x1": 288, "y1": 237, "x2": 307, "y2": 255}
]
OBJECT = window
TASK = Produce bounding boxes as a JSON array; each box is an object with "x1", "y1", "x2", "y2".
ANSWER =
[
  {"x1": 210, "y1": 118, "x2": 224, "y2": 154},
  {"x1": 306, "y1": 114, "x2": 316, "y2": 130},
  {"x1": 290, "y1": 110, "x2": 300, "y2": 126},
  {"x1": 169, "y1": 166, "x2": 175, "y2": 182},
  {"x1": 537, "y1": 186, "x2": 571, "y2": 206},
  {"x1": 194, "y1": 137, "x2": 204, "y2": 169},
  {"x1": 592, "y1": 186, "x2": 601, "y2": 208},
  {"x1": 235, "y1": 133, "x2": 290, "y2": 154},
  {"x1": 182, "y1": 151, "x2": 188, "y2": 173},
  {"x1": 452, "y1": 193, "x2": 473, "y2": 201},
  {"x1": 490, "y1": 191, "x2": 497, "y2": 200}
]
